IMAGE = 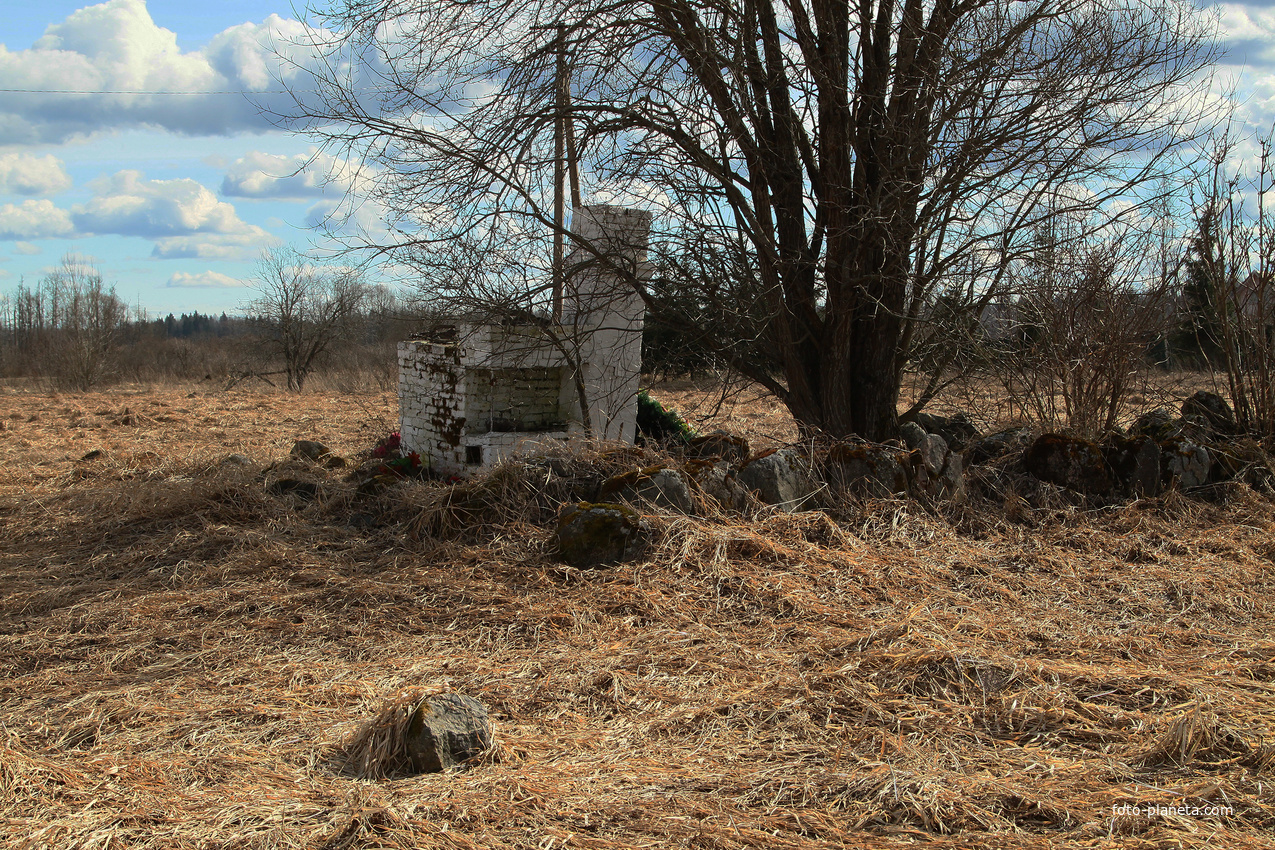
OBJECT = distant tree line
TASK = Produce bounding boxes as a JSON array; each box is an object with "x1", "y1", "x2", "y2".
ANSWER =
[
  {"x1": 0, "y1": 252, "x2": 414, "y2": 392},
  {"x1": 152, "y1": 311, "x2": 247, "y2": 339}
]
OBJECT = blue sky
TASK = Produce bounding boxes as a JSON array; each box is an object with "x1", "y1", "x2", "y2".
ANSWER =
[{"x1": 2, "y1": 0, "x2": 1275, "y2": 317}]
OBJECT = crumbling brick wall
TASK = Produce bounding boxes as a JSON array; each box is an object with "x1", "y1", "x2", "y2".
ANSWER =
[{"x1": 398, "y1": 204, "x2": 650, "y2": 476}]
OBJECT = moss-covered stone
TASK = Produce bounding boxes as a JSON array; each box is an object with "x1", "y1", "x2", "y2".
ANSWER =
[
  {"x1": 1024, "y1": 433, "x2": 1112, "y2": 495},
  {"x1": 821, "y1": 442, "x2": 909, "y2": 498},
  {"x1": 554, "y1": 502, "x2": 647, "y2": 568}
]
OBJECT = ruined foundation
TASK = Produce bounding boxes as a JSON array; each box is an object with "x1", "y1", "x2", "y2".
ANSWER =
[{"x1": 398, "y1": 205, "x2": 650, "y2": 477}]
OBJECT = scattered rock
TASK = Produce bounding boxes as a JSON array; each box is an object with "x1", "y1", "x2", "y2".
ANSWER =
[
  {"x1": 1130, "y1": 408, "x2": 1176, "y2": 441},
  {"x1": 221, "y1": 453, "x2": 253, "y2": 467},
  {"x1": 918, "y1": 434, "x2": 948, "y2": 477},
  {"x1": 821, "y1": 442, "x2": 910, "y2": 499},
  {"x1": 685, "y1": 431, "x2": 750, "y2": 465},
  {"x1": 403, "y1": 694, "x2": 492, "y2": 774},
  {"x1": 915, "y1": 412, "x2": 980, "y2": 451},
  {"x1": 602, "y1": 466, "x2": 696, "y2": 514},
  {"x1": 1024, "y1": 434, "x2": 1112, "y2": 495},
  {"x1": 899, "y1": 421, "x2": 927, "y2": 450},
  {"x1": 737, "y1": 447, "x2": 819, "y2": 510},
  {"x1": 939, "y1": 450, "x2": 967, "y2": 502},
  {"x1": 911, "y1": 433, "x2": 966, "y2": 502},
  {"x1": 685, "y1": 460, "x2": 751, "y2": 512},
  {"x1": 1103, "y1": 435, "x2": 1161, "y2": 498},
  {"x1": 554, "y1": 502, "x2": 647, "y2": 568},
  {"x1": 1163, "y1": 440, "x2": 1211, "y2": 490},
  {"x1": 290, "y1": 439, "x2": 345, "y2": 468},
  {"x1": 1181, "y1": 391, "x2": 1238, "y2": 437},
  {"x1": 80, "y1": 449, "x2": 105, "y2": 462},
  {"x1": 966, "y1": 427, "x2": 1033, "y2": 466}
]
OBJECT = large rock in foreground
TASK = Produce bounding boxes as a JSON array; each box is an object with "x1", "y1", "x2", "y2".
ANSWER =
[
  {"x1": 404, "y1": 694, "x2": 492, "y2": 774},
  {"x1": 821, "y1": 442, "x2": 910, "y2": 499},
  {"x1": 1024, "y1": 434, "x2": 1112, "y2": 496},
  {"x1": 554, "y1": 502, "x2": 647, "y2": 568},
  {"x1": 736, "y1": 448, "x2": 819, "y2": 511}
]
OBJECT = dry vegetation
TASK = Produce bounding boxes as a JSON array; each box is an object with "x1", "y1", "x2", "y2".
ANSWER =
[{"x1": 2, "y1": 380, "x2": 1274, "y2": 849}]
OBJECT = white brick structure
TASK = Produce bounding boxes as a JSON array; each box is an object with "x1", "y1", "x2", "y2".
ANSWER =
[{"x1": 398, "y1": 205, "x2": 650, "y2": 477}]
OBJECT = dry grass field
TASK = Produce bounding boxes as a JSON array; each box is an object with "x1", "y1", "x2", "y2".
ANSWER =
[{"x1": 2, "y1": 380, "x2": 1274, "y2": 849}]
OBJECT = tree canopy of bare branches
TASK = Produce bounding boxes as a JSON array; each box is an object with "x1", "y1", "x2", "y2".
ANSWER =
[
  {"x1": 246, "y1": 248, "x2": 369, "y2": 392},
  {"x1": 285, "y1": 0, "x2": 1219, "y2": 439},
  {"x1": 1, "y1": 254, "x2": 129, "y2": 391}
]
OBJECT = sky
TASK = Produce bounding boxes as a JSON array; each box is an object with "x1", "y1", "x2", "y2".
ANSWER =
[{"x1": 3, "y1": 0, "x2": 1275, "y2": 318}]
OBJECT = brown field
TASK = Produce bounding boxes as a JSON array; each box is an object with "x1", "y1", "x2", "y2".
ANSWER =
[{"x1": 2, "y1": 380, "x2": 1274, "y2": 849}]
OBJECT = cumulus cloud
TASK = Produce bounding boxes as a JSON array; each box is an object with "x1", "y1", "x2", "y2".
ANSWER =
[
  {"x1": 220, "y1": 149, "x2": 367, "y2": 200},
  {"x1": 151, "y1": 233, "x2": 275, "y2": 260},
  {"x1": 166, "y1": 270, "x2": 246, "y2": 288},
  {"x1": 0, "y1": 153, "x2": 72, "y2": 195},
  {"x1": 1215, "y1": 3, "x2": 1275, "y2": 71},
  {"x1": 0, "y1": 169, "x2": 277, "y2": 259},
  {"x1": 0, "y1": 199, "x2": 75, "y2": 239},
  {"x1": 0, "y1": 0, "x2": 328, "y2": 144},
  {"x1": 74, "y1": 170, "x2": 265, "y2": 239}
]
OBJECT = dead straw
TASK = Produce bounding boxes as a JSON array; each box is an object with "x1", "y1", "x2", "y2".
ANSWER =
[{"x1": 1, "y1": 385, "x2": 1274, "y2": 848}]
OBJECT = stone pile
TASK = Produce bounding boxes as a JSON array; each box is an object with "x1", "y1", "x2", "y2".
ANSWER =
[{"x1": 551, "y1": 391, "x2": 1275, "y2": 566}]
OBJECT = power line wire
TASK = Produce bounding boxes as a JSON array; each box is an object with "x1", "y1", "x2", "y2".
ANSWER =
[{"x1": 0, "y1": 88, "x2": 288, "y2": 95}]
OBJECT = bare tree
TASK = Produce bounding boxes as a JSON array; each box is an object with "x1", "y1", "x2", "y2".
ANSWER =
[
  {"x1": 986, "y1": 216, "x2": 1174, "y2": 435},
  {"x1": 1182, "y1": 132, "x2": 1275, "y2": 436},
  {"x1": 0, "y1": 255, "x2": 129, "y2": 390},
  {"x1": 246, "y1": 247, "x2": 368, "y2": 391},
  {"x1": 283, "y1": 0, "x2": 1218, "y2": 440}
]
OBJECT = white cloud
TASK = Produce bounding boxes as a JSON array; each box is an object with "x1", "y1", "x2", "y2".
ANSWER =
[
  {"x1": 221, "y1": 149, "x2": 366, "y2": 200},
  {"x1": 0, "y1": 169, "x2": 277, "y2": 259},
  {"x1": 74, "y1": 170, "x2": 261, "y2": 237},
  {"x1": 0, "y1": 153, "x2": 72, "y2": 195},
  {"x1": 68, "y1": 170, "x2": 274, "y2": 259},
  {"x1": 13, "y1": 241, "x2": 42, "y2": 255},
  {"x1": 1217, "y1": 4, "x2": 1275, "y2": 45},
  {"x1": 0, "y1": 0, "x2": 327, "y2": 144},
  {"x1": 166, "y1": 270, "x2": 246, "y2": 288},
  {"x1": 151, "y1": 233, "x2": 276, "y2": 260},
  {"x1": 0, "y1": 199, "x2": 75, "y2": 238}
]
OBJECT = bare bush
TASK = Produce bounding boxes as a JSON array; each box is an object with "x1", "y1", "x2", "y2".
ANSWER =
[
  {"x1": 0, "y1": 254, "x2": 129, "y2": 391},
  {"x1": 984, "y1": 219, "x2": 1172, "y2": 435},
  {"x1": 1185, "y1": 134, "x2": 1275, "y2": 436},
  {"x1": 244, "y1": 247, "x2": 369, "y2": 391}
]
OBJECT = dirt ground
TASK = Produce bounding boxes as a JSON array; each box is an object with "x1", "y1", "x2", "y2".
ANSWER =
[{"x1": 1, "y1": 379, "x2": 1273, "y2": 849}]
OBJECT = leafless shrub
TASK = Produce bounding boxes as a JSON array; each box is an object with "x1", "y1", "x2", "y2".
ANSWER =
[
  {"x1": 1187, "y1": 133, "x2": 1275, "y2": 436},
  {"x1": 0, "y1": 253, "x2": 130, "y2": 391},
  {"x1": 983, "y1": 218, "x2": 1173, "y2": 435},
  {"x1": 244, "y1": 247, "x2": 369, "y2": 391}
]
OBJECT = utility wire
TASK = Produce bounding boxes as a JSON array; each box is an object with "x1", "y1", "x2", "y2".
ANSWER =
[{"x1": 0, "y1": 88, "x2": 288, "y2": 95}]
